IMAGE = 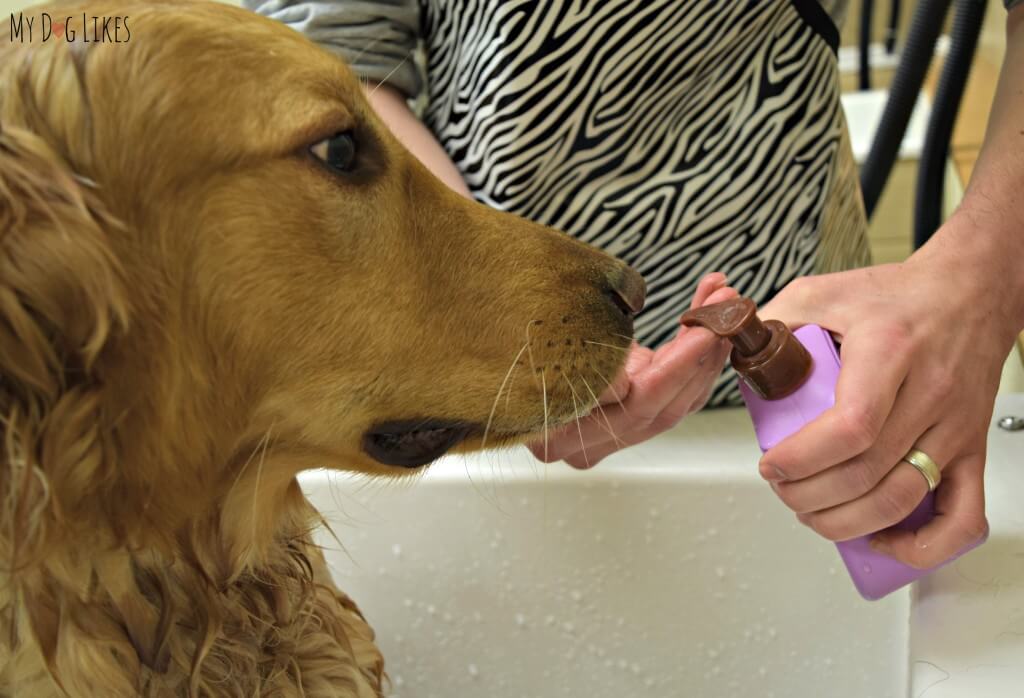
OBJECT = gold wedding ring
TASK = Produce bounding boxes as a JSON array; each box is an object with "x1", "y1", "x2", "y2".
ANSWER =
[{"x1": 902, "y1": 448, "x2": 941, "y2": 491}]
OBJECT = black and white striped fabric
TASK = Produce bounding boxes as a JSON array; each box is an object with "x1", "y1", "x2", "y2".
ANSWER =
[
  {"x1": 424, "y1": 0, "x2": 870, "y2": 405},
  {"x1": 250, "y1": 0, "x2": 871, "y2": 406}
]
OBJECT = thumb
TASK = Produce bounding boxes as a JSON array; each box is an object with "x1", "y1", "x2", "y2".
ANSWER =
[{"x1": 759, "y1": 277, "x2": 832, "y2": 331}]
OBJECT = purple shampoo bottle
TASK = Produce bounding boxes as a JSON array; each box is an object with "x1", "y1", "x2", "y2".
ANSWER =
[{"x1": 681, "y1": 297, "x2": 984, "y2": 600}]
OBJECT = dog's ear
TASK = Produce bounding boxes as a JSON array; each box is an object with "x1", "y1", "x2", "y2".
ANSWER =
[{"x1": 0, "y1": 40, "x2": 130, "y2": 574}]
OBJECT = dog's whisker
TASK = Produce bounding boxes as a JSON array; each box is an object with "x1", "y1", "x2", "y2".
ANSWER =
[
  {"x1": 583, "y1": 339, "x2": 631, "y2": 352},
  {"x1": 249, "y1": 425, "x2": 274, "y2": 541},
  {"x1": 350, "y1": 36, "x2": 385, "y2": 66},
  {"x1": 227, "y1": 424, "x2": 275, "y2": 503},
  {"x1": 540, "y1": 372, "x2": 550, "y2": 528},
  {"x1": 484, "y1": 447, "x2": 498, "y2": 493},
  {"x1": 612, "y1": 333, "x2": 636, "y2": 343},
  {"x1": 368, "y1": 54, "x2": 412, "y2": 97},
  {"x1": 580, "y1": 374, "x2": 625, "y2": 449},
  {"x1": 462, "y1": 455, "x2": 487, "y2": 507},
  {"x1": 488, "y1": 447, "x2": 517, "y2": 506},
  {"x1": 504, "y1": 358, "x2": 520, "y2": 416},
  {"x1": 464, "y1": 450, "x2": 503, "y2": 512},
  {"x1": 541, "y1": 373, "x2": 549, "y2": 463},
  {"x1": 525, "y1": 320, "x2": 540, "y2": 388},
  {"x1": 590, "y1": 365, "x2": 630, "y2": 417},
  {"x1": 564, "y1": 375, "x2": 591, "y2": 469},
  {"x1": 481, "y1": 342, "x2": 529, "y2": 453},
  {"x1": 324, "y1": 473, "x2": 382, "y2": 531}
]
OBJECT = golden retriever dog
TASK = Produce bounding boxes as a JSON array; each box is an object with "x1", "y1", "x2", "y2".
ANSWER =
[{"x1": 0, "y1": 1, "x2": 645, "y2": 695}]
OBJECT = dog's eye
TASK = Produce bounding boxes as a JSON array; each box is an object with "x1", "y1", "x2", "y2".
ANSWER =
[{"x1": 311, "y1": 131, "x2": 356, "y2": 173}]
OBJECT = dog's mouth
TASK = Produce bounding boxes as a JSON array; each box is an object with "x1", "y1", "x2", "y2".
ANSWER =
[{"x1": 362, "y1": 419, "x2": 478, "y2": 468}]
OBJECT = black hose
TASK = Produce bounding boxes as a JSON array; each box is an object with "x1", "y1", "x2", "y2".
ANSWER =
[
  {"x1": 860, "y1": 0, "x2": 953, "y2": 220},
  {"x1": 860, "y1": 0, "x2": 875, "y2": 90},
  {"x1": 913, "y1": 0, "x2": 986, "y2": 248},
  {"x1": 885, "y1": 0, "x2": 902, "y2": 54}
]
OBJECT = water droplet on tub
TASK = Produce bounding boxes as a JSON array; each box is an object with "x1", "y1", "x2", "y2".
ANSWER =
[
  {"x1": 515, "y1": 613, "x2": 526, "y2": 627},
  {"x1": 403, "y1": 598, "x2": 413, "y2": 608},
  {"x1": 862, "y1": 563, "x2": 873, "y2": 574},
  {"x1": 998, "y1": 415, "x2": 1024, "y2": 431},
  {"x1": 391, "y1": 544, "x2": 402, "y2": 558},
  {"x1": 715, "y1": 567, "x2": 726, "y2": 579},
  {"x1": 468, "y1": 664, "x2": 478, "y2": 678},
  {"x1": 570, "y1": 590, "x2": 583, "y2": 602},
  {"x1": 426, "y1": 605, "x2": 436, "y2": 616}
]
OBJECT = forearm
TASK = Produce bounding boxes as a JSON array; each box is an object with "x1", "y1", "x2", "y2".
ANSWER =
[
  {"x1": 242, "y1": 1, "x2": 463, "y2": 192},
  {"x1": 364, "y1": 84, "x2": 472, "y2": 198},
  {"x1": 923, "y1": 6, "x2": 1024, "y2": 329}
]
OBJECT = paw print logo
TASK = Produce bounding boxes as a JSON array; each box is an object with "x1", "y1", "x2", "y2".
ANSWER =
[{"x1": 52, "y1": 22, "x2": 65, "y2": 39}]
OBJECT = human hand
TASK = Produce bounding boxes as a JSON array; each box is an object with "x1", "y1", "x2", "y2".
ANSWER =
[
  {"x1": 758, "y1": 225, "x2": 1022, "y2": 567},
  {"x1": 528, "y1": 273, "x2": 736, "y2": 468}
]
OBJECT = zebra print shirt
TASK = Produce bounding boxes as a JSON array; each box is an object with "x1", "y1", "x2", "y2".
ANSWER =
[{"x1": 248, "y1": 0, "x2": 872, "y2": 406}]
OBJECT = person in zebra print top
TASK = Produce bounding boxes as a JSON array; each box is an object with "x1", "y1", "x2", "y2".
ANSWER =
[{"x1": 249, "y1": 0, "x2": 1024, "y2": 572}]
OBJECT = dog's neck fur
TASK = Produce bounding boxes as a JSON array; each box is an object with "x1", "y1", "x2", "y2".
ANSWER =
[
  {"x1": 3, "y1": 336, "x2": 385, "y2": 696},
  {"x1": 94, "y1": 304, "x2": 288, "y2": 565}
]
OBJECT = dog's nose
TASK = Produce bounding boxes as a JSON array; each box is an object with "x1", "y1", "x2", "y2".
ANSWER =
[{"x1": 605, "y1": 265, "x2": 647, "y2": 317}]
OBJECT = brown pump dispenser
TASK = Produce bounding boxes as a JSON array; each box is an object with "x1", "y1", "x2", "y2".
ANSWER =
[{"x1": 680, "y1": 297, "x2": 813, "y2": 400}]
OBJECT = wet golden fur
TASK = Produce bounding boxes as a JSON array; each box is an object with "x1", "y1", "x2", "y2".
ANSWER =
[{"x1": 0, "y1": 1, "x2": 638, "y2": 695}]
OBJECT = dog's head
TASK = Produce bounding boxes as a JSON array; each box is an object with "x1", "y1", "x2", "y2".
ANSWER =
[{"x1": 0, "y1": 0, "x2": 643, "y2": 561}]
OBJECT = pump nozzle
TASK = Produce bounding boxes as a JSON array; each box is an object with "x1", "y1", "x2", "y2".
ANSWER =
[{"x1": 681, "y1": 297, "x2": 813, "y2": 400}]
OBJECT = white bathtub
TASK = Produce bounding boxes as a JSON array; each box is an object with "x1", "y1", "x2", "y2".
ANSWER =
[{"x1": 300, "y1": 394, "x2": 1024, "y2": 698}]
